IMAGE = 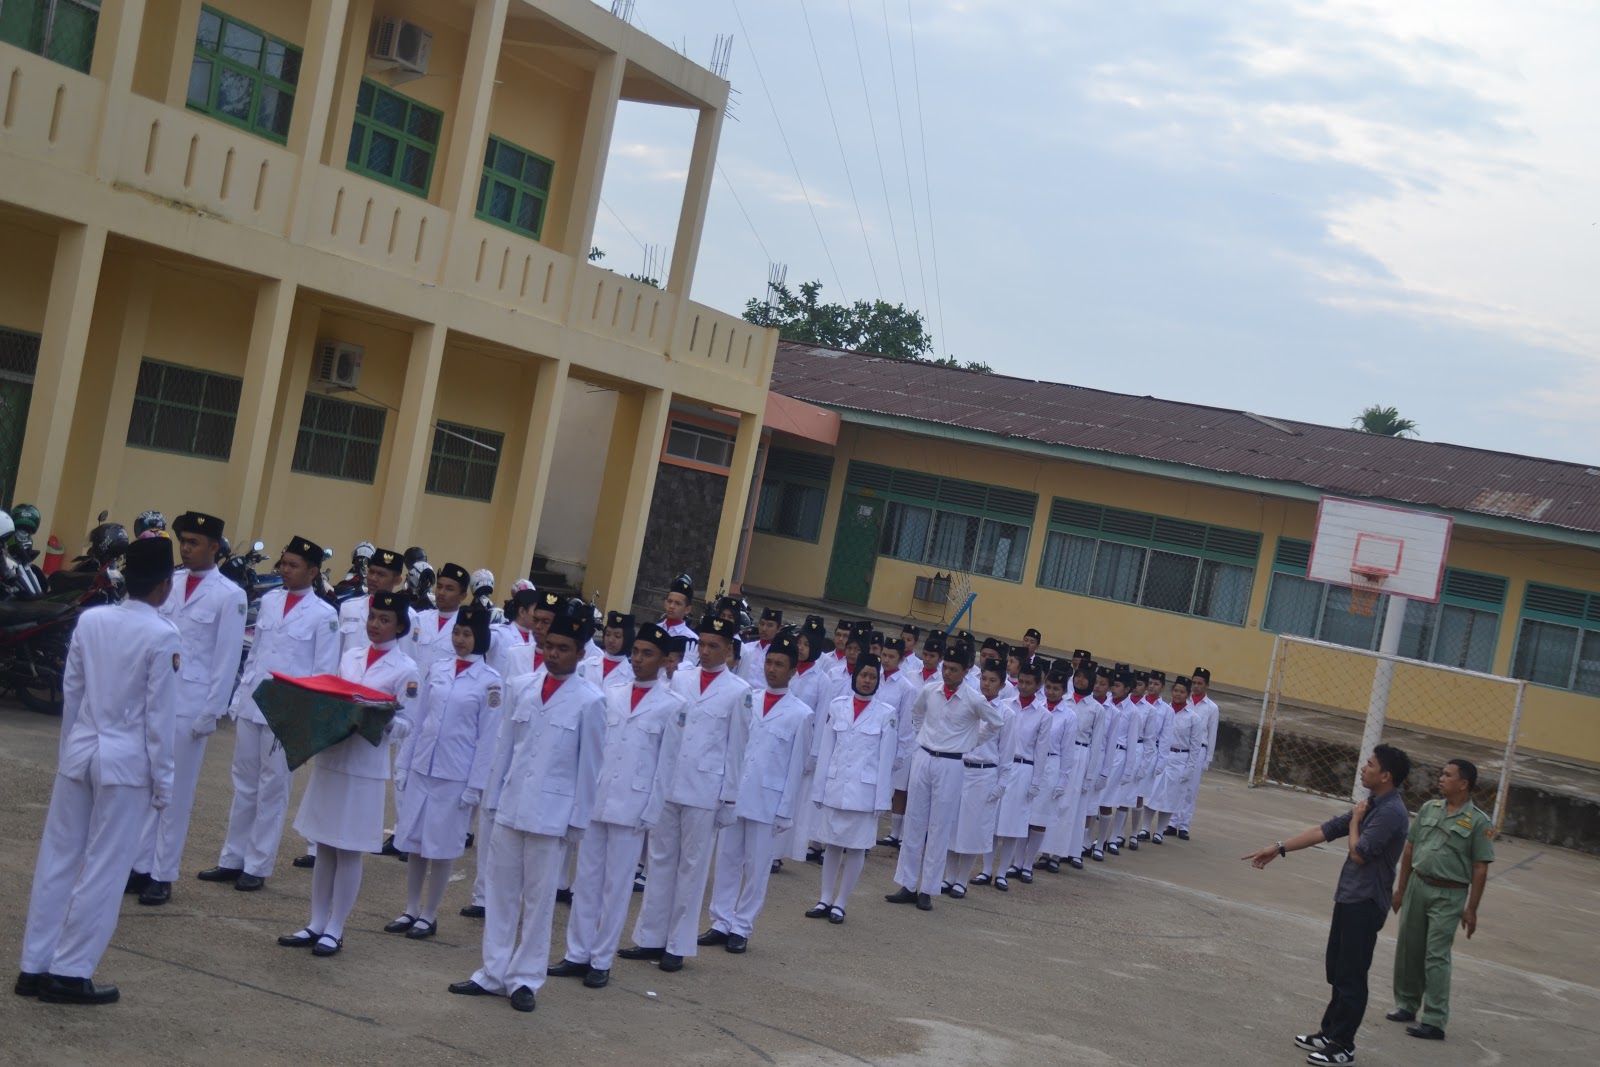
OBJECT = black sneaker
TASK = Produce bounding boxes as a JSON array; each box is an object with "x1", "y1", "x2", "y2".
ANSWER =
[
  {"x1": 876, "y1": 834, "x2": 901, "y2": 849},
  {"x1": 1306, "y1": 1048, "x2": 1355, "y2": 1065},
  {"x1": 1294, "y1": 1033, "x2": 1333, "y2": 1052}
]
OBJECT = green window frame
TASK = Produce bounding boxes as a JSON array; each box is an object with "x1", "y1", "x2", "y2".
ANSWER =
[
  {"x1": 425, "y1": 420, "x2": 503, "y2": 503},
  {"x1": 1511, "y1": 582, "x2": 1600, "y2": 695},
  {"x1": 292, "y1": 393, "x2": 386, "y2": 483},
  {"x1": 846, "y1": 462, "x2": 1037, "y2": 583},
  {"x1": 124, "y1": 358, "x2": 242, "y2": 462},
  {"x1": 347, "y1": 77, "x2": 441, "y2": 197},
  {"x1": 0, "y1": 0, "x2": 98, "y2": 74},
  {"x1": 185, "y1": 6, "x2": 301, "y2": 143},
  {"x1": 754, "y1": 448, "x2": 833, "y2": 542},
  {"x1": 664, "y1": 420, "x2": 735, "y2": 469},
  {"x1": 477, "y1": 135, "x2": 554, "y2": 240}
]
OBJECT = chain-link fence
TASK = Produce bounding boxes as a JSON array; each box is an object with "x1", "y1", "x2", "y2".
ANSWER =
[
  {"x1": 1250, "y1": 634, "x2": 1525, "y2": 826},
  {"x1": 0, "y1": 0, "x2": 101, "y2": 74}
]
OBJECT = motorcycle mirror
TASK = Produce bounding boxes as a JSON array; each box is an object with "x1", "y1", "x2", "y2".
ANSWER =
[
  {"x1": 97, "y1": 510, "x2": 108, "y2": 522},
  {"x1": 323, "y1": 548, "x2": 334, "y2": 560},
  {"x1": 252, "y1": 541, "x2": 265, "y2": 552}
]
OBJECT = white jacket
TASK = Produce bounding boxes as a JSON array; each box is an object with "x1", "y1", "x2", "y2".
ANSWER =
[
  {"x1": 397, "y1": 657, "x2": 503, "y2": 789},
  {"x1": 338, "y1": 594, "x2": 420, "y2": 656},
  {"x1": 158, "y1": 567, "x2": 245, "y2": 720},
  {"x1": 1010, "y1": 697, "x2": 1057, "y2": 783},
  {"x1": 662, "y1": 666, "x2": 752, "y2": 809},
  {"x1": 578, "y1": 652, "x2": 635, "y2": 691},
  {"x1": 727, "y1": 691, "x2": 813, "y2": 825},
  {"x1": 321, "y1": 644, "x2": 419, "y2": 780},
  {"x1": 811, "y1": 693, "x2": 897, "y2": 814},
  {"x1": 736, "y1": 638, "x2": 772, "y2": 687},
  {"x1": 59, "y1": 599, "x2": 180, "y2": 802},
  {"x1": 1063, "y1": 692, "x2": 1108, "y2": 794},
  {"x1": 231, "y1": 588, "x2": 340, "y2": 726},
  {"x1": 488, "y1": 623, "x2": 542, "y2": 683},
  {"x1": 488, "y1": 672, "x2": 607, "y2": 836},
  {"x1": 589, "y1": 680, "x2": 685, "y2": 829},
  {"x1": 409, "y1": 607, "x2": 460, "y2": 679}
]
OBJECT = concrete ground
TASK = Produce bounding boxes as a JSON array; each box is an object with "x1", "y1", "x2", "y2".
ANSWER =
[{"x1": 2, "y1": 703, "x2": 1596, "y2": 1067}]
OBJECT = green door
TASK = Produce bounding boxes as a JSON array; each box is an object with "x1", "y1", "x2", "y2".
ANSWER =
[{"x1": 824, "y1": 493, "x2": 881, "y2": 605}]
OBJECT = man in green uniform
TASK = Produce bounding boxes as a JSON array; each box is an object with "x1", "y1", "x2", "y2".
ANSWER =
[{"x1": 1386, "y1": 757, "x2": 1494, "y2": 1041}]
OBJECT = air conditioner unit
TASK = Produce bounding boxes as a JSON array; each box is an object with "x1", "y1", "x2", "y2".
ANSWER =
[
  {"x1": 369, "y1": 16, "x2": 432, "y2": 77},
  {"x1": 314, "y1": 341, "x2": 364, "y2": 392}
]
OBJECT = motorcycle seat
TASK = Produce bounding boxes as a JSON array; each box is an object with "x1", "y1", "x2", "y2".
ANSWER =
[{"x1": 0, "y1": 599, "x2": 75, "y2": 624}]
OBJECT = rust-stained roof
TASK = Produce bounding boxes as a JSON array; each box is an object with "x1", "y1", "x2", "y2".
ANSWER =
[{"x1": 769, "y1": 341, "x2": 1600, "y2": 538}]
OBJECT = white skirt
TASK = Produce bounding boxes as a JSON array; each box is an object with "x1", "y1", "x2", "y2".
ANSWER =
[
  {"x1": 811, "y1": 803, "x2": 878, "y2": 850},
  {"x1": 392, "y1": 771, "x2": 473, "y2": 860},
  {"x1": 1148, "y1": 758, "x2": 1191, "y2": 813},
  {"x1": 951, "y1": 765, "x2": 1001, "y2": 854},
  {"x1": 293, "y1": 764, "x2": 387, "y2": 854},
  {"x1": 995, "y1": 762, "x2": 1035, "y2": 838}
]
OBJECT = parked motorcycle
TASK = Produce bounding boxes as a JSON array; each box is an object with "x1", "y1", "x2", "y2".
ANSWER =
[{"x1": 0, "y1": 511, "x2": 113, "y2": 714}]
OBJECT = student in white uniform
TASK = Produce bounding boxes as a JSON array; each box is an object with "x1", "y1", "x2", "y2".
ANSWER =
[
  {"x1": 388, "y1": 607, "x2": 502, "y2": 941},
  {"x1": 336, "y1": 547, "x2": 414, "y2": 655},
  {"x1": 1021, "y1": 627, "x2": 1043, "y2": 666},
  {"x1": 736, "y1": 608, "x2": 783, "y2": 688},
  {"x1": 769, "y1": 618, "x2": 828, "y2": 871},
  {"x1": 979, "y1": 659, "x2": 1054, "y2": 891},
  {"x1": 1088, "y1": 669, "x2": 1137, "y2": 861},
  {"x1": 1119, "y1": 670, "x2": 1165, "y2": 851},
  {"x1": 621, "y1": 616, "x2": 750, "y2": 973},
  {"x1": 807, "y1": 654, "x2": 897, "y2": 924},
  {"x1": 702, "y1": 632, "x2": 811, "y2": 953},
  {"x1": 1014, "y1": 660, "x2": 1070, "y2": 882},
  {"x1": 548, "y1": 624, "x2": 683, "y2": 990},
  {"x1": 278, "y1": 592, "x2": 418, "y2": 958},
  {"x1": 449, "y1": 609, "x2": 606, "y2": 1013},
  {"x1": 886, "y1": 641, "x2": 1004, "y2": 911},
  {"x1": 129, "y1": 511, "x2": 245, "y2": 907},
  {"x1": 412, "y1": 562, "x2": 472, "y2": 678},
  {"x1": 16, "y1": 538, "x2": 179, "y2": 1006},
  {"x1": 943, "y1": 659, "x2": 1017, "y2": 897},
  {"x1": 579, "y1": 611, "x2": 637, "y2": 692},
  {"x1": 199, "y1": 536, "x2": 339, "y2": 892},
  {"x1": 819, "y1": 618, "x2": 852, "y2": 679},
  {"x1": 660, "y1": 575, "x2": 699, "y2": 670},
  {"x1": 1041, "y1": 663, "x2": 1105, "y2": 872},
  {"x1": 1146, "y1": 676, "x2": 1202, "y2": 845},
  {"x1": 1129, "y1": 671, "x2": 1172, "y2": 846},
  {"x1": 790, "y1": 622, "x2": 868, "y2": 865},
  {"x1": 1175, "y1": 667, "x2": 1219, "y2": 839},
  {"x1": 880, "y1": 632, "x2": 946, "y2": 849}
]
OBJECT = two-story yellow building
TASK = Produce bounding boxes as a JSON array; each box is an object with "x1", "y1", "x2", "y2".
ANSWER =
[{"x1": 0, "y1": 0, "x2": 775, "y2": 609}]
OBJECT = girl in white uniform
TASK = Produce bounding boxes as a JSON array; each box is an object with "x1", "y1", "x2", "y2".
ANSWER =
[
  {"x1": 279, "y1": 592, "x2": 418, "y2": 958},
  {"x1": 806, "y1": 654, "x2": 897, "y2": 924},
  {"x1": 979, "y1": 659, "x2": 1054, "y2": 890},
  {"x1": 388, "y1": 606, "x2": 502, "y2": 940}
]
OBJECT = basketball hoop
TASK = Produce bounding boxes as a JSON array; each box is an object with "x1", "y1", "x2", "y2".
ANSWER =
[{"x1": 1348, "y1": 566, "x2": 1388, "y2": 616}]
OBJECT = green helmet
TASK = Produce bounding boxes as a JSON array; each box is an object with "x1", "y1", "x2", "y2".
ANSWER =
[{"x1": 9, "y1": 503, "x2": 40, "y2": 535}]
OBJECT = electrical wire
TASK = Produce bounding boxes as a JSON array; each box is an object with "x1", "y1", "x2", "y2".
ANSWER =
[
  {"x1": 905, "y1": 0, "x2": 950, "y2": 357},
  {"x1": 718, "y1": 162, "x2": 774, "y2": 263},
  {"x1": 878, "y1": 0, "x2": 932, "y2": 336},
  {"x1": 846, "y1": 0, "x2": 910, "y2": 305},
  {"x1": 600, "y1": 197, "x2": 649, "y2": 253}
]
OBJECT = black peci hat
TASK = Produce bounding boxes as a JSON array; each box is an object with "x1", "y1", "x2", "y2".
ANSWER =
[
  {"x1": 697, "y1": 615, "x2": 739, "y2": 640},
  {"x1": 371, "y1": 590, "x2": 411, "y2": 637},
  {"x1": 634, "y1": 622, "x2": 671, "y2": 652},
  {"x1": 605, "y1": 611, "x2": 637, "y2": 654},
  {"x1": 123, "y1": 536, "x2": 176, "y2": 582},
  {"x1": 1024, "y1": 627, "x2": 1042, "y2": 642},
  {"x1": 370, "y1": 548, "x2": 403, "y2": 572},
  {"x1": 172, "y1": 511, "x2": 224, "y2": 540},
  {"x1": 761, "y1": 607, "x2": 783, "y2": 623},
  {"x1": 284, "y1": 535, "x2": 325, "y2": 567},
  {"x1": 439, "y1": 562, "x2": 471, "y2": 588},
  {"x1": 668, "y1": 575, "x2": 695, "y2": 600},
  {"x1": 1192, "y1": 667, "x2": 1211, "y2": 682},
  {"x1": 768, "y1": 632, "x2": 800, "y2": 666},
  {"x1": 455, "y1": 605, "x2": 492, "y2": 656},
  {"x1": 548, "y1": 608, "x2": 596, "y2": 648}
]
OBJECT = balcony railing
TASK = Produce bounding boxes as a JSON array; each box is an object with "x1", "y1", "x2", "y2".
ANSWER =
[{"x1": 0, "y1": 46, "x2": 103, "y2": 172}]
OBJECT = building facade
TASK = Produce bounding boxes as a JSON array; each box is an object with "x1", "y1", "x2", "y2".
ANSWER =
[{"x1": 0, "y1": 0, "x2": 776, "y2": 609}]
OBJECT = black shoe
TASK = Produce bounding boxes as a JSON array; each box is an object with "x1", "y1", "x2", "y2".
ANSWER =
[
  {"x1": 405, "y1": 919, "x2": 437, "y2": 940},
  {"x1": 1406, "y1": 1024, "x2": 1445, "y2": 1040},
  {"x1": 1137, "y1": 829, "x2": 1151, "y2": 841},
  {"x1": 464, "y1": 832, "x2": 475, "y2": 849},
  {"x1": 277, "y1": 929, "x2": 319, "y2": 948},
  {"x1": 234, "y1": 873, "x2": 265, "y2": 891},
  {"x1": 1043, "y1": 858, "x2": 1061, "y2": 873},
  {"x1": 548, "y1": 959, "x2": 591, "y2": 978},
  {"x1": 876, "y1": 834, "x2": 901, "y2": 849},
  {"x1": 39, "y1": 976, "x2": 119, "y2": 1005},
  {"x1": 582, "y1": 968, "x2": 610, "y2": 988},
  {"x1": 1177, "y1": 829, "x2": 1190, "y2": 841},
  {"x1": 971, "y1": 872, "x2": 992, "y2": 886},
  {"x1": 697, "y1": 927, "x2": 729, "y2": 947},
  {"x1": 884, "y1": 887, "x2": 917, "y2": 905},
  {"x1": 510, "y1": 986, "x2": 536, "y2": 1012},
  {"x1": 381, "y1": 834, "x2": 403, "y2": 857},
  {"x1": 806, "y1": 901, "x2": 831, "y2": 918},
  {"x1": 1294, "y1": 1033, "x2": 1333, "y2": 1053},
  {"x1": 311, "y1": 935, "x2": 342, "y2": 957},
  {"x1": 555, "y1": 888, "x2": 572, "y2": 905},
  {"x1": 618, "y1": 945, "x2": 665, "y2": 961},
  {"x1": 1305, "y1": 1048, "x2": 1355, "y2": 1065},
  {"x1": 1385, "y1": 1008, "x2": 1416, "y2": 1023},
  {"x1": 1106, "y1": 842, "x2": 1121, "y2": 856},
  {"x1": 994, "y1": 876, "x2": 1009, "y2": 892},
  {"x1": 828, "y1": 906, "x2": 845, "y2": 924},
  {"x1": 1067, "y1": 856, "x2": 1084, "y2": 870},
  {"x1": 196, "y1": 865, "x2": 243, "y2": 882},
  {"x1": 125, "y1": 871, "x2": 151, "y2": 896},
  {"x1": 725, "y1": 934, "x2": 748, "y2": 954},
  {"x1": 1018, "y1": 869, "x2": 1034, "y2": 884},
  {"x1": 1127, "y1": 839, "x2": 1140, "y2": 851},
  {"x1": 138, "y1": 880, "x2": 171, "y2": 906},
  {"x1": 1090, "y1": 848, "x2": 1105, "y2": 862},
  {"x1": 1164, "y1": 824, "x2": 1177, "y2": 836},
  {"x1": 384, "y1": 914, "x2": 418, "y2": 934},
  {"x1": 948, "y1": 883, "x2": 967, "y2": 899},
  {"x1": 806, "y1": 848, "x2": 824, "y2": 865},
  {"x1": 292, "y1": 854, "x2": 316, "y2": 869},
  {"x1": 915, "y1": 893, "x2": 933, "y2": 911},
  {"x1": 460, "y1": 904, "x2": 485, "y2": 918},
  {"x1": 14, "y1": 971, "x2": 46, "y2": 997},
  {"x1": 1151, "y1": 832, "x2": 1165, "y2": 845},
  {"x1": 658, "y1": 953, "x2": 684, "y2": 972},
  {"x1": 448, "y1": 979, "x2": 493, "y2": 996},
  {"x1": 770, "y1": 858, "x2": 783, "y2": 874}
]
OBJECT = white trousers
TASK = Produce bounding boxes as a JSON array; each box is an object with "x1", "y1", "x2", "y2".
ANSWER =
[
  {"x1": 219, "y1": 719, "x2": 291, "y2": 878},
  {"x1": 20, "y1": 770, "x2": 147, "y2": 978},
  {"x1": 470, "y1": 806, "x2": 494, "y2": 906},
  {"x1": 632, "y1": 801, "x2": 717, "y2": 957},
  {"x1": 894, "y1": 750, "x2": 964, "y2": 893},
  {"x1": 707, "y1": 817, "x2": 777, "y2": 938},
  {"x1": 1177, "y1": 748, "x2": 1209, "y2": 830},
  {"x1": 137, "y1": 727, "x2": 208, "y2": 882},
  {"x1": 565, "y1": 820, "x2": 646, "y2": 970},
  {"x1": 472, "y1": 823, "x2": 564, "y2": 995}
]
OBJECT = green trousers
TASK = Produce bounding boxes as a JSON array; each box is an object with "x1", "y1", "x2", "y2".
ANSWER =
[{"x1": 1392, "y1": 878, "x2": 1467, "y2": 1028}]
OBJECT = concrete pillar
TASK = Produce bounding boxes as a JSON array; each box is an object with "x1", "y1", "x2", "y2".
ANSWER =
[
  {"x1": 436, "y1": 0, "x2": 509, "y2": 222},
  {"x1": 161, "y1": 0, "x2": 204, "y2": 107},
  {"x1": 491, "y1": 357, "x2": 569, "y2": 587},
  {"x1": 666, "y1": 105, "x2": 724, "y2": 297},
  {"x1": 319, "y1": 0, "x2": 375, "y2": 167},
  {"x1": 706, "y1": 410, "x2": 763, "y2": 596},
  {"x1": 85, "y1": 267, "x2": 154, "y2": 518},
  {"x1": 255, "y1": 305, "x2": 323, "y2": 543},
  {"x1": 287, "y1": 0, "x2": 352, "y2": 241},
  {"x1": 584, "y1": 386, "x2": 670, "y2": 610},
  {"x1": 13, "y1": 225, "x2": 107, "y2": 534},
  {"x1": 556, "y1": 53, "x2": 625, "y2": 261},
  {"x1": 89, "y1": 0, "x2": 148, "y2": 178},
  {"x1": 375, "y1": 322, "x2": 447, "y2": 546},
  {"x1": 225, "y1": 278, "x2": 298, "y2": 537}
]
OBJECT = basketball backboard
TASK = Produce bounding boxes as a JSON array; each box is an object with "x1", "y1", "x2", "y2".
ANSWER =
[{"x1": 1307, "y1": 496, "x2": 1453, "y2": 603}]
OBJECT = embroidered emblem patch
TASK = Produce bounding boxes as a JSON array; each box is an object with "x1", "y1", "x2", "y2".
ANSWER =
[
  {"x1": 405, "y1": 681, "x2": 418, "y2": 699},
  {"x1": 742, "y1": 692, "x2": 753, "y2": 710},
  {"x1": 487, "y1": 686, "x2": 502, "y2": 709},
  {"x1": 676, "y1": 709, "x2": 687, "y2": 727},
  {"x1": 328, "y1": 619, "x2": 339, "y2": 632},
  {"x1": 237, "y1": 602, "x2": 246, "y2": 616}
]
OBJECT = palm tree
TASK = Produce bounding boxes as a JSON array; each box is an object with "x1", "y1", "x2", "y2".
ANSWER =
[{"x1": 1352, "y1": 405, "x2": 1418, "y2": 438}]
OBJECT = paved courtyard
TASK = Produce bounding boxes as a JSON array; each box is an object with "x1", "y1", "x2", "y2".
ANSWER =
[{"x1": 1, "y1": 704, "x2": 1595, "y2": 1066}]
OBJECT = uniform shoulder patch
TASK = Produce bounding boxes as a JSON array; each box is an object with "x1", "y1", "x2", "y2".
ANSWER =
[
  {"x1": 172, "y1": 652, "x2": 181, "y2": 673},
  {"x1": 237, "y1": 602, "x2": 246, "y2": 616},
  {"x1": 675, "y1": 708, "x2": 687, "y2": 728},
  {"x1": 742, "y1": 691, "x2": 754, "y2": 710},
  {"x1": 487, "y1": 685, "x2": 502, "y2": 709},
  {"x1": 405, "y1": 680, "x2": 418, "y2": 699},
  {"x1": 328, "y1": 619, "x2": 339, "y2": 632}
]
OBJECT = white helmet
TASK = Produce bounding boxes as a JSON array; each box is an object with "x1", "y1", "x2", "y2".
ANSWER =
[
  {"x1": 510, "y1": 578, "x2": 535, "y2": 594},
  {"x1": 0, "y1": 510, "x2": 13, "y2": 541},
  {"x1": 471, "y1": 568, "x2": 495, "y2": 596}
]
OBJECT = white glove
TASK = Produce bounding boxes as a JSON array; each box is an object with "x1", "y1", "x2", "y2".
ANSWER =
[
  {"x1": 1026, "y1": 783, "x2": 1041, "y2": 800},
  {"x1": 1052, "y1": 785, "x2": 1067, "y2": 800},
  {"x1": 714, "y1": 803, "x2": 738, "y2": 829},
  {"x1": 387, "y1": 715, "x2": 411, "y2": 743},
  {"x1": 1080, "y1": 777, "x2": 1093, "y2": 793},
  {"x1": 804, "y1": 755, "x2": 818, "y2": 776},
  {"x1": 563, "y1": 825, "x2": 585, "y2": 847},
  {"x1": 394, "y1": 769, "x2": 409, "y2": 792},
  {"x1": 813, "y1": 800, "x2": 824, "y2": 810},
  {"x1": 191, "y1": 713, "x2": 218, "y2": 739},
  {"x1": 1096, "y1": 774, "x2": 1109, "y2": 792},
  {"x1": 152, "y1": 792, "x2": 170, "y2": 811},
  {"x1": 461, "y1": 786, "x2": 482, "y2": 809},
  {"x1": 775, "y1": 816, "x2": 793, "y2": 832},
  {"x1": 986, "y1": 786, "x2": 1004, "y2": 803},
  {"x1": 892, "y1": 756, "x2": 904, "y2": 773}
]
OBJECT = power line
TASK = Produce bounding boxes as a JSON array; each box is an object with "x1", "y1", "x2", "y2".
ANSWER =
[
  {"x1": 729, "y1": 0, "x2": 848, "y2": 301},
  {"x1": 798, "y1": 0, "x2": 881, "y2": 298},
  {"x1": 878, "y1": 0, "x2": 932, "y2": 338},
  {"x1": 905, "y1": 0, "x2": 950, "y2": 356},
  {"x1": 846, "y1": 0, "x2": 910, "y2": 305},
  {"x1": 600, "y1": 197, "x2": 648, "y2": 253},
  {"x1": 718, "y1": 162, "x2": 773, "y2": 263}
]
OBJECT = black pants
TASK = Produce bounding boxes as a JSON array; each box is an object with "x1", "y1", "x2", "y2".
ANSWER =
[{"x1": 1320, "y1": 899, "x2": 1386, "y2": 1049}]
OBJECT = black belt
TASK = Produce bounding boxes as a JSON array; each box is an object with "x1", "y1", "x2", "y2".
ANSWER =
[
  {"x1": 1013, "y1": 757, "x2": 1034, "y2": 766},
  {"x1": 1075, "y1": 741, "x2": 1090, "y2": 747},
  {"x1": 1137, "y1": 738, "x2": 1149, "y2": 743},
  {"x1": 923, "y1": 747, "x2": 962, "y2": 760},
  {"x1": 1046, "y1": 752, "x2": 1061, "y2": 758},
  {"x1": 964, "y1": 761, "x2": 997, "y2": 769},
  {"x1": 1170, "y1": 747, "x2": 1190, "y2": 753},
  {"x1": 1115, "y1": 744, "x2": 1127, "y2": 751}
]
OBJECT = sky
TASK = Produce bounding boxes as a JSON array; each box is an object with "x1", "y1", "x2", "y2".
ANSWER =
[{"x1": 588, "y1": 0, "x2": 1600, "y2": 464}]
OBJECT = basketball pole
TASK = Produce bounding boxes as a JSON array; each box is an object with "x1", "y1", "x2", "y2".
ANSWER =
[{"x1": 1353, "y1": 593, "x2": 1408, "y2": 803}]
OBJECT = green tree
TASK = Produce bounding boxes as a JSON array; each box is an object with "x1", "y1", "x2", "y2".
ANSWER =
[
  {"x1": 743, "y1": 280, "x2": 990, "y2": 372},
  {"x1": 1352, "y1": 405, "x2": 1419, "y2": 437}
]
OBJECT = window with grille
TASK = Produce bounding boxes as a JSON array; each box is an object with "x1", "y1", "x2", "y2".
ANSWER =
[
  {"x1": 754, "y1": 447, "x2": 832, "y2": 542},
  {"x1": 1510, "y1": 582, "x2": 1600, "y2": 695},
  {"x1": 124, "y1": 359, "x2": 240, "y2": 461},
  {"x1": 185, "y1": 6, "x2": 301, "y2": 142},
  {"x1": 0, "y1": 0, "x2": 98, "y2": 73},
  {"x1": 477, "y1": 136, "x2": 554, "y2": 240},
  {"x1": 292, "y1": 393, "x2": 385, "y2": 483},
  {"x1": 426, "y1": 421, "x2": 502, "y2": 502},
  {"x1": 664, "y1": 420, "x2": 735, "y2": 470},
  {"x1": 845, "y1": 463, "x2": 1037, "y2": 583},
  {"x1": 347, "y1": 78, "x2": 441, "y2": 196}
]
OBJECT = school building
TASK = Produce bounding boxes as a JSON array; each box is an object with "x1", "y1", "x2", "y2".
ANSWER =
[
  {"x1": 0, "y1": 0, "x2": 776, "y2": 610},
  {"x1": 739, "y1": 341, "x2": 1600, "y2": 766}
]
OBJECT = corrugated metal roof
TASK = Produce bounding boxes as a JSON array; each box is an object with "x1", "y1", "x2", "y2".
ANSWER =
[{"x1": 769, "y1": 342, "x2": 1600, "y2": 537}]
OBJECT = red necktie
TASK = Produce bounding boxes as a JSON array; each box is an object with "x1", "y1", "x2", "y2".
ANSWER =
[
  {"x1": 438, "y1": 615, "x2": 449, "y2": 632},
  {"x1": 700, "y1": 669, "x2": 719, "y2": 694},
  {"x1": 185, "y1": 574, "x2": 203, "y2": 601},
  {"x1": 541, "y1": 675, "x2": 564, "y2": 703},
  {"x1": 763, "y1": 692, "x2": 782, "y2": 716},
  {"x1": 631, "y1": 685, "x2": 650, "y2": 711},
  {"x1": 602, "y1": 658, "x2": 619, "y2": 678},
  {"x1": 943, "y1": 687, "x2": 957, "y2": 700},
  {"x1": 366, "y1": 647, "x2": 386, "y2": 669},
  {"x1": 284, "y1": 592, "x2": 304, "y2": 614},
  {"x1": 455, "y1": 659, "x2": 471, "y2": 675},
  {"x1": 853, "y1": 697, "x2": 869, "y2": 720}
]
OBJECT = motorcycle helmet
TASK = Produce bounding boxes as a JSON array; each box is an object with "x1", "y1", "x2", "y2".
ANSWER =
[
  {"x1": 215, "y1": 534, "x2": 232, "y2": 566},
  {"x1": 9, "y1": 503, "x2": 40, "y2": 535},
  {"x1": 134, "y1": 510, "x2": 167, "y2": 537},
  {"x1": 0, "y1": 510, "x2": 14, "y2": 541},
  {"x1": 352, "y1": 541, "x2": 375, "y2": 564},
  {"x1": 471, "y1": 568, "x2": 495, "y2": 598},
  {"x1": 88, "y1": 522, "x2": 130, "y2": 561},
  {"x1": 407, "y1": 558, "x2": 435, "y2": 598},
  {"x1": 404, "y1": 546, "x2": 428, "y2": 568}
]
